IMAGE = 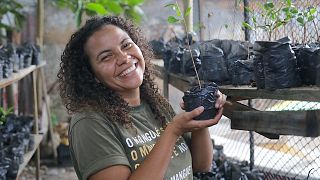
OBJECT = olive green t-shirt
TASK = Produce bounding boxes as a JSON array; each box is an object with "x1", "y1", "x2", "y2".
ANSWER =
[{"x1": 69, "y1": 101, "x2": 193, "y2": 180}]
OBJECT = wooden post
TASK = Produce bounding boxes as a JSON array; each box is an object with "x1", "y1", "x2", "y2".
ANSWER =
[
  {"x1": 198, "y1": 0, "x2": 205, "y2": 41},
  {"x1": 37, "y1": 0, "x2": 44, "y2": 49},
  {"x1": 32, "y1": 70, "x2": 40, "y2": 180},
  {"x1": 184, "y1": 0, "x2": 193, "y2": 33}
]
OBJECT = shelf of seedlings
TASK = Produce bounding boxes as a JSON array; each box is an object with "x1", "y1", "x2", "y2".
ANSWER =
[
  {"x1": 152, "y1": 60, "x2": 320, "y2": 138},
  {"x1": 16, "y1": 134, "x2": 44, "y2": 177},
  {"x1": 0, "y1": 62, "x2": 45, "y2": 89}
]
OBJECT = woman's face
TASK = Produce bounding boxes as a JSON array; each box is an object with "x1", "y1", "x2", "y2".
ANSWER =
[{"x1": 85, "y1": 25, "x2": 145, "y2": 95}]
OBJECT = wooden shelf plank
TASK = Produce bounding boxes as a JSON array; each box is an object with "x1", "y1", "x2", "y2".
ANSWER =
[
  {"x1": 219, "y1": 85, "x2": 320, "y2": 102},
  {"x1": 0, "y1": 63, "x2": 46, "y2": 89},
  {"x1": 231, "y1": 110, "x2": 320, "y2": 137},
  {"x1": 17, "y1": 134, "x2": 44, "y2": 178}
]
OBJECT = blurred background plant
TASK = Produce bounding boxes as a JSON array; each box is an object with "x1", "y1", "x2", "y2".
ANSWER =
[
  {"x1": 52, "y1": 0, "x2": 146, "y2": 28},
  {"x1": 0, "y1": 0, "x2": 25, "y2": 41}
]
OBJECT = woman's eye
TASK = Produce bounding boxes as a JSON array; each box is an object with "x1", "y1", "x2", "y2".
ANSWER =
[
  {"x1": 123, "y1": 42, "x2": 132, "y2": 49},
  {"x1": 101, "y1": 54, "x2": 112, "y2": 61}
]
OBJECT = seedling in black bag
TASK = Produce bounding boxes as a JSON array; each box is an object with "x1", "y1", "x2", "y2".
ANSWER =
[{"x1": 166, "y1": 1, "x2": 218, "y2": 120}]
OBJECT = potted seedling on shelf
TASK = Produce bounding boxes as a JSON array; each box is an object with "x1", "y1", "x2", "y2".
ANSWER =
[
  {"x1": 242, "y1": 0, "x2": 298, "y2": 41},
  {"x1": 294, "y1": 6, "x2": 320, "y2": 86},
  {"x1": 165, "y1": 1, "x2": 219, "y2": 120},
  {"x1": 242, "y1": 0, "x2": 300, "y2": 90},
  {"x1": 296, "y1": 6, "x2": 318, "y2": 45}
]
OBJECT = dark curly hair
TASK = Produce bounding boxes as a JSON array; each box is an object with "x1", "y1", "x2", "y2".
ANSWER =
[{"x1": 58, "y1": 16, "x2": 174, "y2": 127}]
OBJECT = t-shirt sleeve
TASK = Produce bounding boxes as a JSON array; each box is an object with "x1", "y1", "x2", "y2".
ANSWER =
[{"x1": 69, "y1": 114, "x2": 130, "y2": 179}]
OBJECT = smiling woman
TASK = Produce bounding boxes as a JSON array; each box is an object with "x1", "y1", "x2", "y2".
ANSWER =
[
  {"x1": 58, "y1": 16, "x2": 227, "y2": 180},
  {"x1": 85, "y1": 24, "x2": 145, "y2": 103}
]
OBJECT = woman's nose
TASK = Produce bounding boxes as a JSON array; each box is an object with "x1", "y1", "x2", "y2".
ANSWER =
[{"x1": 116, "y1": 51, "x2": 130, "y2": 65}]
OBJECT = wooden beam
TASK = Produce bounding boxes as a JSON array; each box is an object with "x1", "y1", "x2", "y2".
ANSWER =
[
  {"x1": 219, "y1": 85, "x2": 320, "y2": 102},
  {"x1": 231, "y1": 110, "x2": 320, "y2": 137}
]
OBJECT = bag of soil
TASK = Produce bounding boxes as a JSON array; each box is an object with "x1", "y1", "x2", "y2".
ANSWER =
[
  {"x1": 230, "y1": 59, "x2": 255, "y2": 86},
  {"x1": 149, "y1": 38, "x2": 166, "y2": 59},
  {"x1": 0, "y1": 48, "x2": 13, "y2": 79},
  {"x1": 220, "y1": 40, "x2": 250, "y2": 71},
  {"x1": 296, "y1": 47, "x2": 320, "y2": 85},
  {"x1": 254, "y1": 37, "x2": 300, "y2": 90},
  {"x1": 199, "y1": 41, "x2": 229, "y2": 84},
  {"x1": 264, "y1": 37, "x2": 300, "y2": 90},
  {"x1": 181, "y1": 43, "x2": 201, "y2": 76},
  {"x1": 182, "y1": 82, "x2": 219, "y2": 120}
]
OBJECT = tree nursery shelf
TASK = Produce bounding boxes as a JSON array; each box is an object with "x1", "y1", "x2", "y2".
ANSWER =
[
  {"x1": 0, "y1": 63, "x2": 45, "y2": 89},
  {"x1": 153, "y1": 60, "x2": 320, "y2": 138},
  {"x1": 17, "y1": 134, "x2": 44, "y2": 177}
]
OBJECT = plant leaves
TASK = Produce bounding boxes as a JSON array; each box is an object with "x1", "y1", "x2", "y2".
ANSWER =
[
  {"x1": 242, "y1": 22, "x2": 254, "y2": 30},
  {"x1": 307, "y1": 15, "x2": 315, "y2": 22},
  {"x1": 167, "y1": 16, "x2": 180, "y2": 23},
  {"x1": 127, "y1": 0, "x2": 144, "y2": 6},
  {"x1": 309, "y1": 8, "x2": 317, "y2": 15},
  {"x1": 104, "y1": 1, "x2": 122, "y2": 15},
  {"x1": 86, "y1": 2, "x2": 107, "y2": 15},
  {"x1": 297, "y1": 17, "x2": 304, "y2": 25},
  {"x1": 184, "y1": 7, "x2": 191, "y2": 17}
]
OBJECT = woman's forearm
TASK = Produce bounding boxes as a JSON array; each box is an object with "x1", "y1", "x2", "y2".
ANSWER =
[{"x1": 190, "y1": 128, "x2": 213, "y2": 172}]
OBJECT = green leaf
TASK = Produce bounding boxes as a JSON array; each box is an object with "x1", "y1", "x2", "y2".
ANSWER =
[
  {"x1": 184, "y1": 7, "x2": 191, "y2": 17},
  {"x1": 286, "y1": 0, "x2": 292, "y2": 6},
  {"x1": 86, "y1": 2, "x2": 107, "y2": 15},
  {"x1": 105, "y1": 1, "x2": 122, "y2": 15},
  {"x1": 297, "y1": 17, "x2": 304, "y2": 25},
  {"x1": 307, "y1": 15, "x2": 315, "y2": 22},
  {"x1": 309, "y1": 8, "x2": 317, "y2": 15},
  {"x1": 244, "y1": 6, "x2": 253, "y2": 13},
  {"x1": 290, "y1": 8, "x2": 298, "y2": 14},
  {"x1": 242, "y1": 22, "x2": 254, "y2": 30},
  {"x1": 127, "y1": 0, "x2": 144, "y2": 6},
  {"x1": 167, "y1": 16, "x2": 180, "y2": 23},
  {"x1": 264, "y1": 2, "x2": 274, "y2": 10},
  {"x1": 252, "y1": 16, "x2": 257, "y2": 23},
  {"x1": 282, "y1": 7, "x2": 289, "y2": 12}
]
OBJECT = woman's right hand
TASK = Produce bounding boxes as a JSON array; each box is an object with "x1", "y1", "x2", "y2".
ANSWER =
[{"x1": 167, "y1": 106, "x2": 223, "y2": 137}]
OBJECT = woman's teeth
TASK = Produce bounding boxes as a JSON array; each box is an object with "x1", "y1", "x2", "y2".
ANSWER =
[{"x1": 120, "y1": 64, "x2": 136, "y2": 77}]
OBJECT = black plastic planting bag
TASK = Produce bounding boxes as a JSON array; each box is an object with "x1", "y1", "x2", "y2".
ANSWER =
[
  {"x1": 230, "y1": 59, "x2": 255, "y2": 86},
  {"x1": 296, "y1": 47, "x2": 320, "y2": 85},
  {"x1": 199, "y1": 41, "x2": 229, "y2": 84},
  {"x1": 220, "y1": 40, "x2": 250, "y2": 71},
  {"x1": 263, "y1": 37, "x2": 300, "y2": 90},
  {"x1": 149, "y1": 38, "x2": 166, "y2": 59},
  {"x1": 0, "y1": 48, "x2": 13, "y2": 79},
  {"x1": 31, "y1": 44, "x2": 41, "y2": 65},
  {"x1": 253, "y1": 41, "x2": 273, "y2": 89},
  {"x1": 181, "y1": 44, "x2": 201, "y2": 76},
  {"x1": 253, "y1": 37, "x2": 300, "y2": 90},
  {"x1": 183, "y1": 82, "x2": 219, "y2": 120}
]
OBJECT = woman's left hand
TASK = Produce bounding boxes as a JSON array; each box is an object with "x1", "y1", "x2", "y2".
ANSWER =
[{"x1": 215, "y1": 90, "x2": 227, "y2": 109}]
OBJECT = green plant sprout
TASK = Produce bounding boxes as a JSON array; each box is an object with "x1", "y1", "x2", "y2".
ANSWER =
[
  {"x1": 242, "y1": 0, "x2": 298, "y2": 41},
  {"x1": 296, "y1": 6, "x2": 318, "y2": 45},
  {"x1": 0, "y1": 0, "x2": 25, "y2": 39},
  {"x1": 52, "y1": 0, "x2": 145, "y2": 28},
  {"x1": 0, "y1": 107, "x2": 14, "y2": 125},
  {"x1": 165, "y1": 1, "x2": 201, "y2": 89}
]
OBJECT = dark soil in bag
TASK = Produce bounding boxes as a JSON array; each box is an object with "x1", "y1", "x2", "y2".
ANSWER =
[{"x1": 183, "y1": 82, "x2": 219, "y2": 120}]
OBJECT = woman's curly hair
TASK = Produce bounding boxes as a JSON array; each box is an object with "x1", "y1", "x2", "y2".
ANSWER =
[{"x1": 58, "y1": 16, "x2": 174, "y2": 127}]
